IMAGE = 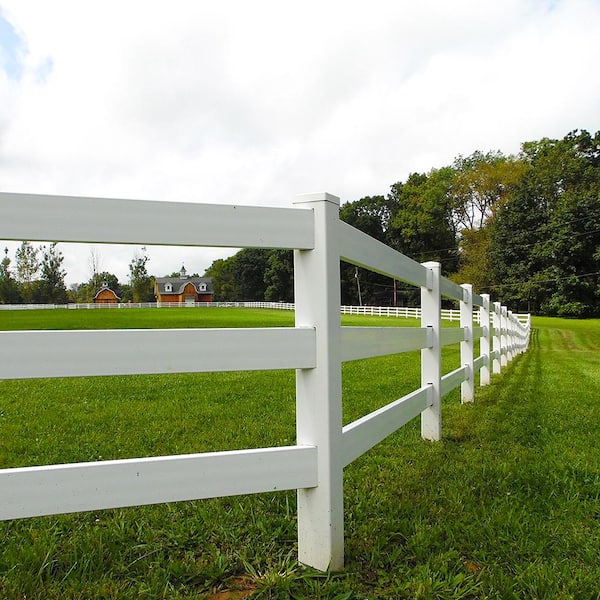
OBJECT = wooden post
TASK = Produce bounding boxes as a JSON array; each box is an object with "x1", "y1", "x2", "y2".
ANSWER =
[
  {"x1": 479, "y1": 294, "x2": 491, "y2": 386},
  {"x1": 420, "y1": 261, "x2": 441, "y2": 441},
  {"x1": 293, "y1": 192, "x2": 344, "y2": 571},
  {"x1": 460, "y1": 284, "x2": 474, "y2": 403}
]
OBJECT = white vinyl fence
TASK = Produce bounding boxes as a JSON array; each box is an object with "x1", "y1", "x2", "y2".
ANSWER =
[{"x1": 0, "y1": 191, "x2": 529, "y2": 571}]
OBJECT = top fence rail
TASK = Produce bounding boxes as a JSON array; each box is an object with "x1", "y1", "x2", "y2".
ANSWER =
[{"x1": 0, "y1": 192, "x2": 315, "y2": 250}]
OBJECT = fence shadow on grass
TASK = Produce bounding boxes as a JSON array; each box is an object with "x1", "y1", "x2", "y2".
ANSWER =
[{"x1": 343, "y1": 324, "x2": 600, "y2": 597}]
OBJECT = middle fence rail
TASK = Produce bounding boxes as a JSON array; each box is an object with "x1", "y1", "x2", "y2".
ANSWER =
[{"x1": 0, "y1": 190, "x2": 529, "y2": 571}]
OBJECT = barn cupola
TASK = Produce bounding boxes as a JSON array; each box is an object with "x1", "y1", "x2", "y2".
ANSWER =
[{"x1": 179, "y1": 265, "x2": 188, "y2": 279}]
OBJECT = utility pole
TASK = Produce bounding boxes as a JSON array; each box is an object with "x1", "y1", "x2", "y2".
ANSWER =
[{"x1": 355, "y1": 267, "x2": 362, "y2": 306}]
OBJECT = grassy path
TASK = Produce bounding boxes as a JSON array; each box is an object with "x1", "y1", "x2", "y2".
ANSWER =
[{"x1": 0, "y1": 311, "x2": 599, "y2": 598}]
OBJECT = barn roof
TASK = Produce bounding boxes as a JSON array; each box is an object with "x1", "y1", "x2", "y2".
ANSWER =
[
  {"x1": 93, "y1": 286, "x2": 121, "y2": 301},
  {"x1": 155, "y1": 276, "x2": 213, "y2": 295}
]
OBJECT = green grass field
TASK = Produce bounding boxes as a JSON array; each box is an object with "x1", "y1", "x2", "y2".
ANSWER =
[{"x1": 0, "y1": 309, "x2": 598, "y2": 599}]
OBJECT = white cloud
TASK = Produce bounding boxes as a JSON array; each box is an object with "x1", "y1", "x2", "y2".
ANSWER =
[{"x1": 1, "y1": 0, "x2": 599, "y2": 286}]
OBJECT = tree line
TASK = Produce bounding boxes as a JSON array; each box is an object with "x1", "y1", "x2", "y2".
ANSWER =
[
  {"x1": 1, "y1": 129, "x2": 598, "y2": 315},
  {"x1": 0, "y1": 244, "x2": 158, "y2": 304},
  {"x1": 204, "y1": 129, "x2": 600, "y2": 317},
  {"x1": 1, "y1": 242, "x2": 70, "y2": 304}
]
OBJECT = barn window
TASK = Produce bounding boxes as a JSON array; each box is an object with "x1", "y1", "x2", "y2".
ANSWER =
[
  {"x1": 199, "y1": 283, "x2": 207, "y2": 291},
  {"x1": 165, "y1": 283, "x2": 173, "y2": 292}
]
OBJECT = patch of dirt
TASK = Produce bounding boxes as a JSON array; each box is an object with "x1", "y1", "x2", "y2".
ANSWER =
[{"x1": 207, "y1": 577, "x2": 259, "y2": 599}]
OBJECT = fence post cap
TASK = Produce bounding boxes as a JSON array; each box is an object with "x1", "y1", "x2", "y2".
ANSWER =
[{"x1": 294, "y1": 192, "x2": 340, "y2": 206}]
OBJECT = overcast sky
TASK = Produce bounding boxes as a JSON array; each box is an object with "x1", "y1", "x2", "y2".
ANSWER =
[{"x1": 1, "y1": 0, "x2": 599, "y2": 288}]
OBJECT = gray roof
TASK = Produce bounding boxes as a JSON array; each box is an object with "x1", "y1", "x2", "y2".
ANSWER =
[{"x1": 155, "y1": 276, "x2": 213, "y2": 295}]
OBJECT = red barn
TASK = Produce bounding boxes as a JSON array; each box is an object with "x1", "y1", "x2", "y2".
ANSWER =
[
  {"x1": 93, "y1": 282, "x2": 121, "y2": 304},
  {"x1": 154, "y1": 266, "x2": 213, "y2": 305}
]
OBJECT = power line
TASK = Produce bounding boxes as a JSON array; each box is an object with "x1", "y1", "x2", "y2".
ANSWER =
[{"x1": 487, "y1": 270, "x2": 600, "y2": 291}]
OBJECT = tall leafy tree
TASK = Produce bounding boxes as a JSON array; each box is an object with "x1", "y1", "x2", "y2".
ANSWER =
[
  {"x1": 129, "y1": 247, "x2": 154, "y2": 302},
  {"x1": 264, "y1": 249, "x2": 294, "y2": 302},
  {"x1": 489, "y1": 130, "x2": 600, "y2": 315},
  {"x1": 449, "y1": 152, "x2": 528, "y2": 292},
  {"x1": 450, "y1": 151, "x2": 529, "y2": 231},
  {"x1": 0, "y1": 246, "x2": 21, "y2": 303},
  {"x1": 450, "y1": 227, "x2": 495, "y2": 294},
  {"x1": 37, "y1": 243, "x2": 68, "y2": 304},
  {"x1": 388, "y1": 168, "x2": 458, "y2": 273},
  {"x1": 204, "y1": 257, "x2": 238, "y2": 301},
  {"x1": 231, "y1": 248, "x2": 271, "y2": 301},
  {"x1": 489, "y1": 192, "x2": 549, "y2": 312},
  {"x1": 339, "y1": 195, "x2": 393, "y2": 241},
  {"x1": 339, "y1": 196, "x2": 396, "y2": 305},
  {"x1": 205, "y1": 248, "x2": 294, "y2": 302},
  {"x1": 15, "y1": 241, "x2": 40, "y2": 303}
]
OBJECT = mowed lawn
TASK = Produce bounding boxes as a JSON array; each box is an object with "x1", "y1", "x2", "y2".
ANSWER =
[{"x1": 0, "y1": 308, "x2": 598, "y2": 599}]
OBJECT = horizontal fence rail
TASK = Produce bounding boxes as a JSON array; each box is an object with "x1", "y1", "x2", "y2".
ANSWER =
[
  {"x1": 341, "y1": 386, "x2": 432, "y2": 467},
  {"x1": 0, "y1": 192, "x2": 314, "y2": 250},
  {"x1": 0, "y1": 190, "x2": 529, "y2": 571},
  {"x1": 340, "y1": 326, "x2": 431, "y2": 362},
  {"x1": 0, "y1": 327, "x2": 316, "y2": 379},
  {"x1": 0, "y1": 446, "x2": 318, "y2": 520}
]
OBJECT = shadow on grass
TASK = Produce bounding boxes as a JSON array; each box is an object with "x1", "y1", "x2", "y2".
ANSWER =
[{"x1": 343, "y1": 326, "x2": 600, "y2": 597}]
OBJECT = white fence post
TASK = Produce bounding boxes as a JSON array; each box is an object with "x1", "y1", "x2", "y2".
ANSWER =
[
  {"x1": 500, "y1": 306, "x2": 508, "y2": 368},
  {"x1": 479, "y1": 294, "x2": 491, "y2": 386},
  {"x1": 492, "y1": 301, "x2": 502, "y2": 375},
  {"x1": 507, "y1": 311, "x2": 515, "y2": 362},
  {"x1": 293, "y1": 192, "x2": 344, "y2": 571},
  {"x1": 460, "y1": 284, "x2": 474, "y2": 403},
  {"x1": 420, "y1": 261, "x2": 441, "y2": 441}
]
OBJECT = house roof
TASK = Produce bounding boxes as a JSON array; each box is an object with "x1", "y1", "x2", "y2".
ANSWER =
[{"x1": 155, "y1": 276, "x2": 213, "y2": 295}]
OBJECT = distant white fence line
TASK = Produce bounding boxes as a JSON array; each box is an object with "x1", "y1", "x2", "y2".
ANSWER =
[
  {"x1": 0, "y1": 300, "x2": 531, "y2": 326},
  {"x1": 0, "y1": 301, "x2": 297, "y2": 311},
  {"x1": 0, "y1": 191, "x2": 529, "y2": 571}
]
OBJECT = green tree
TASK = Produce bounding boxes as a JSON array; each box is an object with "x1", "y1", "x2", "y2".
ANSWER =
[
  {"x1": 264, "y1": 249, "x2": 294, "y2": 302},
  {"x1": 0, "y1": 246, "x2": 21, "y2": 303},
  {"x1": 451, "y1": 151, "x2": 529, "y2": 231},
  {"x1": 450, "y1": 227, "x2": 495, "y2": 294},
  {"x1": 205, "y1": 249, "x2": 291, "y2": 302},
  {"x1": 488, "y1": 191, "x2": 548, "y2": 312},
  {"x1": 387, "y1": 168, "x2": 458, "y2": 273},
  {"x1": 339, "y1": 196, "x2": 396, "y2": 305},
  {"x1": 15, "y1": 241, "x2": 39, "y2": 302},
  {"x1": 129, "y1": 247, "x2": 154, "y2": 302},
  {"x1": 489, "y1": 129, "x2": 600, "y2": 315},
  {"x1": 37, "y1": 243, "x2": 68, "y2": 304},
  {"x1": 449, "y1": 152, "x2": 529, "y2": 292},
  {"x1": 231, "y1": 248, "x2": 271, "y2": 301},
  {"x1": 204, "y1": 257, "x2": 238, "y2": 301},
  {"x1": 119, "y1": 283, "x2": 133, "y2": 303},
  {"x1": 339, "y1": 195, "x2": 393, "y2": 241}
]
